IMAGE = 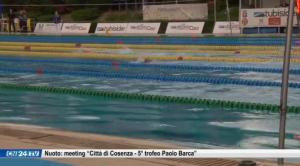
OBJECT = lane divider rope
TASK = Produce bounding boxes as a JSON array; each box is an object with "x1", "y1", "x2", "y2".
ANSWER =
[
  {"x1": 1, "y1": 57, "x2": 300, "y2": 75},
  {"x1": 0, "y1": 45, "x2": 299, "y2": 56},
  {"x1": 0, "y1": 42, "x2": 293, "y2": 51},
  {"x1": 1, "y1": 67, "x2": 300, "y2": 89},
  {"x1": 1, "y1": 50, "x2": 300, "y2": 63},
  {"x1": 0, "y1": 37, "x2": 290, "y2": 45},
  {"x1": 0, "y1": 83, "x2": 299, "y2": 113}
]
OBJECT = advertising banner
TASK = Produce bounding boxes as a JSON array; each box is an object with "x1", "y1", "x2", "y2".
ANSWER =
[
  {"x1": 166, "y1": 22, "x2": 204, "y2": 34},
  {"x1": 213, "y1": 21, "x2": 240, "y2": 34},
  {"x1": 126, "y1": 23, "x2": 160, "y2": 34},
  {"x1": 240, "y1": 8, "x2": 298, "y2": 28},
  {"x1": 34, "y1": 23, "x2": 62, "y2": 33},
  {"x1": 61, "y1": 23, "x2": 91, "y2": 34}
]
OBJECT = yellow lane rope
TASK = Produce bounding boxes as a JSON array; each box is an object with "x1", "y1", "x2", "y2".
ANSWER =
[
  {"x1": 0, "y1": 45, "x2": 298, "y2": 56},
  {"x1": 0, "y1": 42, "x2": 291, "y2": 51},
  {"x1": 1, "y1": 50, "x2": 300, "y2": 63}
]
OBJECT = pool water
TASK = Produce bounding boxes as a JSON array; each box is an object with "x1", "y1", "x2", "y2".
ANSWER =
[
  {"x1": 0, "y1": 89, "x2": 300, "y2": 149},
  {"x1": 0, "y1": 35, "x2": 299, "y2": 150},
  {"x1": 0, "y1": 57, "x2": 300, "y2": 105},
  {"x1": 0, "y1": 57, "x2": 300, "y2": 149}
]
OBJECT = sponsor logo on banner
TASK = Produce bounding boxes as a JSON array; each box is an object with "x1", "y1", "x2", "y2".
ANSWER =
[
  {"x1": 268, "y1": 17, "x2": 281, "y2": 26},
  {"x1": 126, "y1": 23, "x2": 160, "y2": 34},
  {"x1": 240, "y1": 8, "x2": 298, "y2": 28},
  {"x1": 61, "y1": 23, "x2": 91, "y2": 34},
  {"x1": 95, "y1": 23, "x2": 128, "y2": 34},
  {"x1": 253, "y1": 12, "x2": 265, "y2": 17},
  {"x1": 213, "y1": 22, "x2": 240, "y2": 34},
  {"x1": 34, "y1": 23, "x2": 62, "y2": 33},
  {"x1": 166, "y1": 22, "x2": 204, "y2": 34}
]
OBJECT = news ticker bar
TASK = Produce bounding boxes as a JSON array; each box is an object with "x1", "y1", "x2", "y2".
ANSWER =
[{"x1": 0, "y1": 149, "x2": 300, "y2": 158}]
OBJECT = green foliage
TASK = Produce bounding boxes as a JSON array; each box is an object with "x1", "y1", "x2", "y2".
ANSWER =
[
  {"x1": 216, "y1": 0, "x2": 239, "y2": 10},
  {"x1": 27, "y1": 11, "x2": 43, "y2": 19},
  {"x1": 229, "y1": 7, "x2": 239, "y2": 21},
  {"x1": 37, "y1": 14, "x2": 53, "y2": 22},
  {"x1": 214, "y1": 7, "x2": 239, "y2": 21},
  {"x1": 100, "y1": 11, "x2": 142, "y2": 22},
  {"x1": 71, "y1": 8, "x2": 100, "y2": 21}
]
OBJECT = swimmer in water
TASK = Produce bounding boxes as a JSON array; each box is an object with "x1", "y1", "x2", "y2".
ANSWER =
[
  {"x1": 73, "y1": 46, "x2": 96, "y2": 54},
  {"x1": 136, "y1": 56, "x2": 152, "y2": 63}
]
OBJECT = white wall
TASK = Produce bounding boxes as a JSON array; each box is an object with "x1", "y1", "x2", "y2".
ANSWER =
[{"x1": 143, "y1": 3, "x2": 208, "y2": 21}]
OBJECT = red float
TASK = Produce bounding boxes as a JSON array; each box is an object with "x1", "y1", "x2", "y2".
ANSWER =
[
  {"x1": 112, "y1": 61, "x2": 120, "y2": 70},
  {"x1": 116, "y1": 40, "x2": 124, "y2": 44},
  {"x1": 192, "y1": 35, "x2": 197, "y2": 40},
  {"x1": 24, "y1": 45, "x2": 31, "y2": 51},
  {"x1": 75, "y1": 43, "x2": 81, "y2": 48},
  {"x1": 156, "y1": 37, "x2": 161, "y2": 43},
  {"x1": 234, "y1": 50, "x2": 241, "y2": 54},
  {"x1": 177, "y1": 56, "x2": 183, "y2": 61},
  {"x1": 36, "y1": 68, "x2": 44, "y2": 75}
]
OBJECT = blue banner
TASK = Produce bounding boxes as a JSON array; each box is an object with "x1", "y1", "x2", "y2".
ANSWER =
[{"x1": 0, "y1": 149, "x2": 42, "y2": 158}]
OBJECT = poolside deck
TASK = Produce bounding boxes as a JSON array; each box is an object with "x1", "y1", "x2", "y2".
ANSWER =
[{"x1": 0, "y1": 123, "x2": 297, "y2": 166}]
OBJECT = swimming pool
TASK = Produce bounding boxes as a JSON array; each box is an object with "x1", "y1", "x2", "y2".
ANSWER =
[{"x1": 0, "y1": 35, "x2": 299, "y2": 149}]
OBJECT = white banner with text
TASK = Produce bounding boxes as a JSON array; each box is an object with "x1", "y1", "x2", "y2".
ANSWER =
[
  {"x1": 34, "y1": 23, "x2": 62, "y2": 34},
  {"x1": 166, "y1": 22, "x2": 204, "y2": 34},
  {"x1": 126, "y1": 23, "x2": 160, "y2": 34},
  {"x1": 213, "y1": 21, "x2": 240, "y2": 34},
  {"x1": 61, "y1": 23, "x2": 91, "y2": 34}
]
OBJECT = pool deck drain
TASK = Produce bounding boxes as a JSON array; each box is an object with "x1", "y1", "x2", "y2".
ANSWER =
[{"x1": 0, "y1": 123, "x2": 297, "y2": 166}]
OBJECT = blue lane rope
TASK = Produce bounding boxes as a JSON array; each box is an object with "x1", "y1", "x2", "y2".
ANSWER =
[
  {"x1": 0, "y1": 35, "x2": 293, "y2": 46},
  {"x1": 1, "y1": 67, "x2": 300, "y2": 89},
  {"x1": 1, "y1": 57, "x2": 300, "y2": 75}
]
